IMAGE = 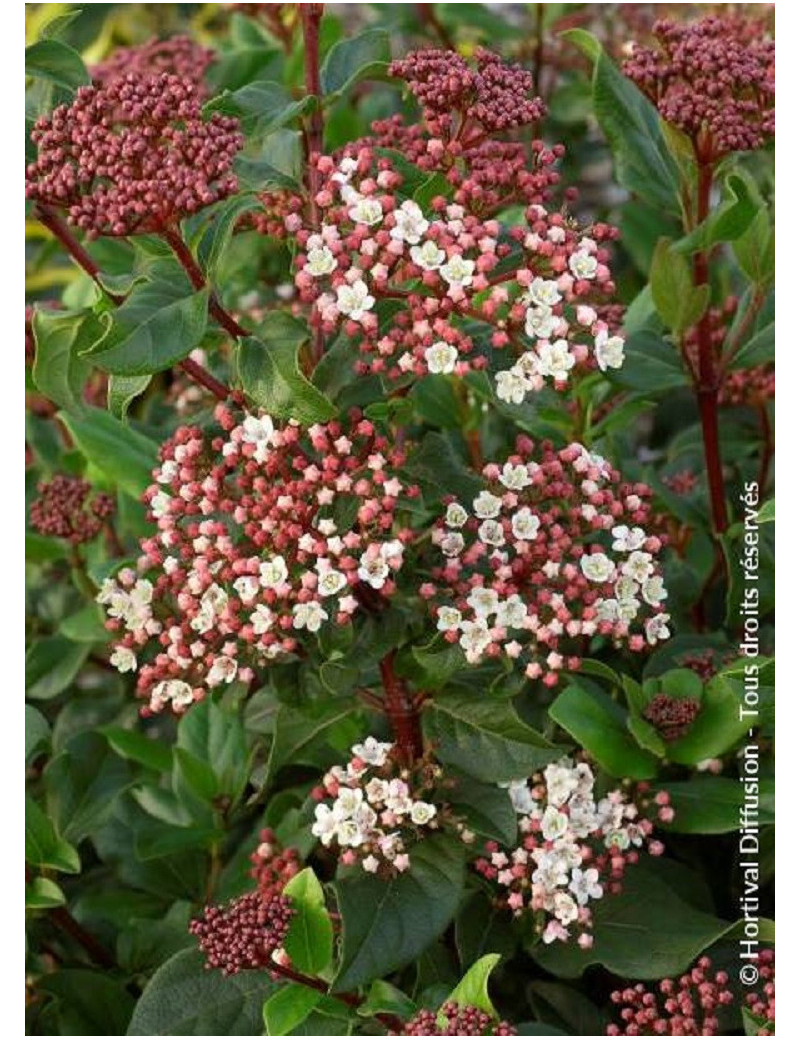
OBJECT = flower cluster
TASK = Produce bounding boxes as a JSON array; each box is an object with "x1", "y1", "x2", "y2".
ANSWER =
[
  {"x1": 476, "y1": 758, "x2": 670, "y2": 946},
  {"x1": 291, "y1": 148, "x2": 622, "y2": 396},
  {"x1": 29, "y1": 475, "x2": 115, "y2": 545},
  {"x1": 606, "y1": 955, "x2": 734, "y2": 1036},
  {"x1": 189, "y1": 892, "x2": 294, "y2": 976},
  {"x1": 97, "y1": 406, "x2": 417, "y2": 714},
  {"x1": 422, "y1": 439, "x2": 669, "y2": 685},
  {"x1": 643, "y1": 692, "x2": 701, "y2": 741},
  {"x1": 311, "y1": 738, "x2": 471, "y2": 875},
  {"x1": 743, "y1": 948, "x2": 775, "y2": 1035},
  {"x1": 92, "y1": 35, "x2": 215, "y2": 91},
  {"x1": 25, "y1": 74, "x2": 241, "y2": 236},
  {"x1": 395, "y1": 1003, "x2": 517, "y2": 1036},
  {"x1": 249, "y1": 828, "x2": 301, "y2": 899},
  {"x1": 623, "y1": 16, "x2": 774, "y2": 162}
]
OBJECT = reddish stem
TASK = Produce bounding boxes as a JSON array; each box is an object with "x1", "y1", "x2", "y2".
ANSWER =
[
  {"x1": 692, "y1": 161, "x2": 728, "y2": 534},
  {"x1": 34, "y1": 204, "x2": 124, "y2": 305},
  {"x1": 160, "y1": 225, "x2": 249, "y2": 342},
  {"x1": 270, "y1": 960, "x2": 404, "y2": 1031},
  {"x1": 379, "y1": 651, "x2": 424, "y2": 766}
]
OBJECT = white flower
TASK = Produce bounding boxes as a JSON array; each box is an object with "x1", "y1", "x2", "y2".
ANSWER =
[
  {"x1": 622, "y1": 551, "x2": 654, "y2": 583},
  {"x1": 445, "y1": 502, "x2": 468, "y2": 528},
  {"x1": 596, "y1": 598, "x2": 622, "y2": 623},
  {"x1": 440, "y1": 531, "x2": 465, "y2": 558},
  {"x1": 385, "y1": 778, "x2": 412, "y2": 815},
  {"x1": 336, "y1": 280, "x2": 375, "y2": 320},
  {"x1": 349, "y1": 196, "x2": 383, "y2": 226},
  {"x1": 553, "y1": 891, "x2": 579, "y2": 925},
  {"x1": 496, "y1": 594, "x2": 527, "y2": 629},
  {"x1": 495, "y1": 367, "x2": 531, "y2": 405},
  {"x1": 334, "y1": 787, "x2": 364, "y2": 818},
  {"x1": 318, "y1": 569, "x2": 348, "y2": 597},
  {"x1": 410, "y1": 801, "x2": 437, "y2": 825},
  {"x1": 292, "y1": 601, "x2": 328, "y2": 632},
  {"x1": 569, "y1": 249, "x2": 598, "y2": 280},
  {"x1": 311, "y1": 804, "x2": 338, "y2": 845},
  {"x1": 260, "y1": 556, "x2": 288, "y2": 589},
  {"x1": 527, "y1": 278, "x2": 562, "y2": 307},
  {"x1": 241, "y1": 414, "x2": 276, "y2": 462},
  {"x1": 507, "y1": 779, "x2": 536, "y2": 815},
  {"x1": 473, "y1": 490, "x2": 503, "y2": 518},
  {"x1": 380, "y1": 540, "x2": 404, "y2": 561},
  {"x1": 645, "y1": 613, "x2": 671, "y2": 646},
  {"x1": 410, "y1": 240, "x2": 445, "y2": 270},
  {"x1": 499, "y1": 462, "x2": 534, "y2": 490},
  {"x1": 358, "y1": 552, "x2": 390, "y2": 589},
  {"x1": 611, "y1": 525, "x2": 646, "y2": 552},
  {"x1": 424, "y1": 340, "x2": 459, "y2": 375},
  {"x1": 440, "y1": 255, "x2": 475, "y2": 287},
  {"x1": 390, "y1": 200, "x2": 429, "y2": 244},
  {"x1": 478, "y1": 519, "x2": 505, "y2": 546},
  {"x1": 467, "y1": 586, "x2": 500, "y2": 618},
  {"x1": 580, "y1": 553, "x2": 616, "y2": 583},
  {"x1": 207, "y1": 655, "x2": 237, "y2": 687},
  {"x1": 594, "y1": 329, "x2": 625, "y2": 371},
  {"x1": 525, "y1": 304, "x2": 560, "y2": 340},
  {"x1": 544, "y1": 763, "x2": 578, "y2": 807},
  {"x1": 110, "y1": 646, "x2": 137, "y2": 673},
  {"x1": 362, "y1": 854, "x2": 380, "y2": 873},
  {"x1": 150, "y1": 491, "x2": 171, "y2": 519},
  {"x1": 436, "y1": 605, "x2": 462, "y2": 631},
  {"x1": 306, "y1": 245, "x2": 337, "y2": 277},
  {"x1": 151, "y1": 679, "x2": 193, "y2": 711},
  {"x1": 365, "y1": 777, "x2": 390, "y2": 803},
  {"x1": 233, "y1": 576, "x2": 259, "y2": 603},
  {"x1": 541, "y1": 805, "x2": 569, "y2": 842},
  {"x1": 642, "y1": 575, "x2": 667, "y2": 606},
  {"x1": 250, "y1": 604, "x2": 274, "y2": 634},
  {"x1": 569, "y1": 867, "x2": 603, "y2": 905},
  {"x1": 537, "y1": 339, "x2": 575, "y2": 382},
  {"x1": 459, "y1": 619, "x2": 492, "y2": 661},
  {"x1": 157, "y1": 459, "x2": 178, "y2": 484},
  {"x1": 352, "y1": 736, "x2": 393, "y2": 767},
  {"x1": 511, "y1": 507, "x2": 540, "y2": 540}
]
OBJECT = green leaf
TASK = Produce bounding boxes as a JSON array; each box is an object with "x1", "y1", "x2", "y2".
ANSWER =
[
  {"x1": 108, "y1": 374, "x2": 151, "y2": 420},
  {"x1": 660, "y1": 777, "x2": 775, "y2": 833},
  {"x1": 447, "y1": 772, "x2": 517, "y2": 845},
  {"x1": 25, "y1": 705, "x2": 51, "y2": 765},
  {"x1": 607, "y1": 330, "x2": 688, "y2": 393},
  {"x1": 59, "y1": 603, "x2": 107, "y2": 643},
  {"x1": 25, "y1": 635, "x2": 90, "y2": 701},
  {"x1": 443, "y1": 954, "x2": 501, "y2": 1018},
  {"x1": 31, "y1": 308, "x2": 98, "y2": 413},
  {"x1": 102, "y1": 726, "x2": 173, "y2": 774},
  {"x1": 730, "y1": 321, "x2": 774, "y2": 370},
  {"x1": 565, "y1": 33, "x2": 680, "y2": 213},
  {"x1": 26, "y1": 875, "x2": 66, "y2": 909},
  {"x1": 320, "y1": 29, "x2": 390, "y2": 98},
  {"x1": 127, "y1": 948, "x2": 277, "y2": 1035},
  {"x1": 87, "y1": 280, "x2": 210, "y2": 376},
  {"x1": 37, "y1": 970, "x2": 136, "y2": 1035},
  {"x1": 60, "y1": 407, "x2": 158, "y2": 498},
  {"x1": 534, "y1": 865, "x2": 739, "y2": 979},
  {"x1": 549, "y1": 684, "x2": 659, "y2": 779},
  {"x1": 650, "y1": 238, "x2": 710, "y2": 336},
  {"x1": 267, "y1": 698, "x2": 359, "y2": 781},
  {"x1": 44, "y1": 731, "x2": 132, "y2": 844},
  {"x1": 26, "y1": 38, "x2": 89, "y2": 90},
  {"x1": 667, "y1": 675, "x2": 753, "y2": 765},
  {"x1": 357, "y1": 981, "x2": 417, "y2": 1022},
  {"x1": 733, "y1": 207, "x2": 774, "y2": 286},
  {"x1": 176, "y1": 698, "x2": 248, "y2": 799},
  {"x1": 757, "y1": 498, "x2": 775, "y2": 524},
  {"x1": 205, "y1": 81, "x2": 315, "y2": 137},
  {"x1": 197, "y1": 193, "x2": 264, "y2": 281},
  {"x1": 237, "y1": 318, "x2": 337, "y2": 424},
  {"x1": 263, "y1": 984, "x2": 322, "y2": 1037},
  {"x1": 560, "y1": 28, "x2": 601, "y2": 63},
  {"x1": 411, "y1": 640, "x2": 466, "y2": 689},
  {"x1": 334, "y1": 835, "x2": 464, "y2": 992},
  {"x1": 283, "y1": 868, "x2": 334, "y2": 975},
  {"x1": 673, "y1": 174, "x2": 761, "y2": 254},
  {"x1": 25, "y1": 795, "x2": 81, "y2": 873},
  {"x1": 455, "y1": 893, "x2": 517, "y2": 969},
  {"x1": 424, "y1": 693, "x2": 558, "y2": 783}
]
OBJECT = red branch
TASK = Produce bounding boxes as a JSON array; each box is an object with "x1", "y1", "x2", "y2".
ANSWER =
[
  {"x1": 379, "y1": 650, "x2": 424, "y2": 766},
  {"x1": 269, "y1": 960, "x2": 404, "y2": 1031}
]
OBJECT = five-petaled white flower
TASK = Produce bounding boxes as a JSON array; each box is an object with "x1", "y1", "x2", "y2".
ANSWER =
[
  {"x1": 424, "y1": 340, "x2": 459, "y2": 375},
  {"x1": 390, "y1": 200, "x2": 429, "y2": 244},
  {"x1": 511, "y1": 507, "x2": 541, "y2": 541},
  {"x1": 292, "y1": 601, "x2": 328, "y2": 633},
  {"x1": 499, "y1": 462, "x2": 534, "y2": 490},
  {"x1": 645, "y1": 612, "x2": 671, "y2": 645},
  {"x1": 527, "y1": 278, "x2": 562, "y2": 307},
  {"x1": 495, "y1": 367, "x2": 531, "y2": 404},
  {"x1": 436, "y1": 605, "x2": 463, "y2": 631},
  {"x1": 318, "y1": 569, "x2": 348, "y2": 597},
  {"x1": 580, "y1": 553, "x2": 616, "y2": 583},
  {"x1": 473, "y1": 490, "x2": 503, "y2": 518},
  {"x1": 306, "y1": 245, "x2": 337, "y2": 277},
  {"x1": 440, "y1": 255, "x2": 475, "y2": 287},
  {"x1": 445, "y1": 502, "x2": 468, "y2": 528},
  {"x1": 410, "y1": 240, "x2": 446, "y2": 270},
  {"x1": 525, "y1": 304, "x2": 561, "y2": 340},
  {"x1": 348, "y1": 196, "x2": 383, "y2": 226},
  {"x1": 537, "y1": 339, "x2": 576, "y2": 382},
  {"x1": 569, "y1": 249, "x2": 598, "y2": 280},
  {"x1": 260, "y1": 556, "x2": 288, "y2": 589},
  {"x1": 594, "y1": 329, "x2": 625, "y2": 371},
  {"x1": 336, "y1": 280, "x2": 375, "y2": 321},
  {"x1": 110, "y1": 646, "x2": 137, "y2": 673}
]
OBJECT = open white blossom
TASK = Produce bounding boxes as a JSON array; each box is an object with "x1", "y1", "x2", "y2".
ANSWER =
[
  {"x1": 306, "y1": 245, "x2": 337, "y2": 277},
  {"x1": 390, "y1": 200, "x2": 429, "y2": 244},
  {"x1": 410, "y1": 240, "x2": 446, "y2": 270},
  {"x1": 440, "y1": 255, "x2": 475, "y2": 287},
  {"x1": 594, "y1": 329, "x2": 625, "y2": 371},
  {"x1": 335, "y1": 279, "x2": 375, "y2": 321},
  {"x1": 580, "y1": 553, "x2": 616, "y2": 583},
  {"x1": 348, "y1": 196, "x2": 383, "y2": 226},
  {"x1": 569, "y1": 249, "x2": 598, "y2": 280},
  {"x1": 424, "y1": 340, "x2": 459, "y2": 375},
  {"x1": 537, "y1": 339, "x2": 576, "y2": 382},
  {"x1": 292, "y1": 601, "x2": 328, "y2": 632}
]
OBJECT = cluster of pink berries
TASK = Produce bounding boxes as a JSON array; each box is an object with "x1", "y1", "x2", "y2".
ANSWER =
[
  {"x1": 29, "y1": 474, "x2": 115, "y2": 545},
  {"x1": 476, "y1": 758, "x2": 671, "y2": 946},
  {"x1": 25, "y1": 74, "x2": 241, "y2": 236},
  {"x1": 421, "y1": 439, "x2": 669, "y2": 685},
  {"x1": 189, "y1": 891, "x2": 294, "y2": 976},
  {"x1": 290, "y1": 148, "x2": 623, "y2": 395},
  {"x1": 97, "y1": 406, "x2": 418, "y2": 715},
  {"x1": 92, "y1": 35, "x2": 215, "y2": 91},
  {"x1": 606, "y1": 955, "x2": 735, "y2": 1036},
  {"x1": 395, "y1": 1003, "x2": 517, "y2": 1036},
  {"x1": 311, "y1": 738, "x2": 473, "y2": 875},
  {"x1": 743, "y1": 948, "x2": 775, "y2": 1035},
  {"x1": 623, "y1": 16, "x2": 774, "y2": 162}
]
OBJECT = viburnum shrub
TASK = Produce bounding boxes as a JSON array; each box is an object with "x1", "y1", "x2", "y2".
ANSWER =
[{"x1": 24, "y1": 4, "x2": 774, "y2": 1038}]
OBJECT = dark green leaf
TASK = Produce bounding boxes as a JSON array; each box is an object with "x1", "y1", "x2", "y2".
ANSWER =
[
  {"x1": 650, "y1": 238, "x2": 710, "y2": 336},
  {"x1": 26, "y1": 705, "x2": 51, "y2": 764},
  {"x1": 102, "y1": 726, "x2": 173, "y2": 774},
  {"x1": 661, "y1": 777, "x2": 774, "y2": 833},
  {"x1": 26, "y1": 875, "x2": 66, "y2": 909},
  {"x1": 32, "y1": 308, "x2": 99, "y2": 413},
  {"x1": 60, "y1": 407, "x2": 158, "y2": 498},
  {"x1": 44, "y1": 731, "x2": 132, "y2": 843},
  {"x1": 674, "y1": 174, "x2": 760, "y2": 254},
  {"x1": 607, "y1": 330, "x2": 689, "y2": 393},
  {"x1": 25, "y1": 635, "x2": 89, "y2": 701},
  {"x1": 320, "y1": 29, "x2": 390, "y2": 97},
  {"x1": 25, "y1": 795, "x2": 81, "y2": 873},
  {"x1": 26, "y1": 39, "x2": 89, "y2": 90},
  {"x1": 108, "y1": 374, "x2": 151, "y2": 420},
  {"x1": 176, "y1": 698, "x2": 248, "y2": 799},
  {"x1": 263, "y1": 984, "x2": 322, "y2": 1037}
]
